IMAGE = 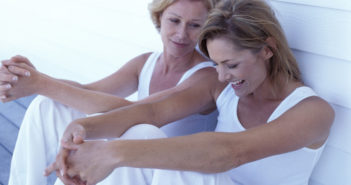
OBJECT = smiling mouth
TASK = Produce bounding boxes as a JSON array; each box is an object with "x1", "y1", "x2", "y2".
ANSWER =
[{"x1": 231, "y1": 80, "x2": 245, "y2": 89}]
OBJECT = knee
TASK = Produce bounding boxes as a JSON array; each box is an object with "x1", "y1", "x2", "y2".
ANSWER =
[
  {"x1": 121, "y1": 124, "x2": 167, "y2": 140},
  {"x1": 27, "y1": 95, "x2": 57, "y2": 111}
]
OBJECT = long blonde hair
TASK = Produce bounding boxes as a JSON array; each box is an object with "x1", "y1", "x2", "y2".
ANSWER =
[{"x1": 199, "y1": 0, "x2": 301, "y2": 91}]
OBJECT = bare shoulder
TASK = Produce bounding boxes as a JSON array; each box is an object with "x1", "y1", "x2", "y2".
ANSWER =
[
  {"x1": 286, "y1": 96, "x2": 335, "y2": 131},
  {"x1": 131, "y1": 52, "x2": 153, "y2": 68},
  {"x1": 119, "y1": 52, "x2": 153, "y2": 76},
  {"x1": 298, "y1": 96, "x2": 334, "y2": 119}
]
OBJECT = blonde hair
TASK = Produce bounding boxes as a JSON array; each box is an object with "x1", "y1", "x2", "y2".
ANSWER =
[
  {"x1": 199, "y1": 0, "x2": 301, "y2": 91},
  {"x1": 148, "y1": 0, "x2": 219, "y2": 30}
]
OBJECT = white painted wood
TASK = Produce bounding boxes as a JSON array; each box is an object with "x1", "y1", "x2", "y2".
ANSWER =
[
  {"x1": 0, "y1": 0, "x2": 162, "y2": 83},
  {"x1": 293, "y1": 50, "x2": 351, "y2": 109},
  {"x1": 273, "y1": 0, "x2": 351, "y2": 11},
  {"x1": 310, "y1": 145, "x2": 351, "y2": 185},
  {"x1": 270, "y1": 1, "x2": 351, "y2": 61},
  {"x1": 326, "y1": 104, "x2": 351, "y2": 154}
]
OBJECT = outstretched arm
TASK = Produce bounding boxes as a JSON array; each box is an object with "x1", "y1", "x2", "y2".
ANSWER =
[
  {"x1": 62, "y1": 95, "x2": 334, "y2": 185},
  {"x1": 0, "y1": 54, "x2": 149, "y2": 114}
]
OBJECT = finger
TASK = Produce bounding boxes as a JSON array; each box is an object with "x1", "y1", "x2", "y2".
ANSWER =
[
  {"x1": 0, "y1": 96, "x2": 16, "y2": 103},
  {"x1": 73, "y1": 132, "x2": 85, "y2": 144},
  {"x1": 44, "y1": 162, "x2": 58, "y2": 176},
  {"x1": 57, "y1": 149, "x2": 70, "y2": 175},
  {"x1": 8, "y1": 65, "x2": 31, "y2": 77},
  {"x1": 0, "y1": 84, "x2": 12, "y2": 91},
  {"x1": 61, "y1": 140, "x2": 80, "y2": 150},
  {"x1": 56, "y1": 170, "x2": 77, "y2": 185},
  {"x1": 0, "y1": 72, "x2": 18, "y2": 83},
  {"x1": 1, "y1": 59, "x2": 12, "y2": 66},
  {"x1": 10, "y1": 55, "x2": 35, "y2": 68}
]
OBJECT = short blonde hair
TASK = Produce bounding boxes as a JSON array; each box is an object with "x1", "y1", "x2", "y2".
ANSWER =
[
  {"x1": 148, "y1": 0, "x2": 219, "y2": 30},
  {"x1": 199, "y1": 0, "x2": 301, "y2": 91}
]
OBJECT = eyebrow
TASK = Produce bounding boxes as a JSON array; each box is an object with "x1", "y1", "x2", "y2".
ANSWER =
[{"x1": 168, "y1": 12, "x2": 203, "y2": 22}]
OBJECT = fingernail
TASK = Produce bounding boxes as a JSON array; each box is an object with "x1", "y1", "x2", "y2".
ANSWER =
[
  {"x1": 60, "y1": 169, "x2": 64, "y2": 176},
  {"x1": 6, "y1": 84, "x2": 11, "y2": 89},
  {"x1": 0, "y1": 95, "x2": 6, "y2": 99},
  {"x1": 25, "y1": 71, "x2": 30, "y2": 77},
  {"x1": 12, "y1": 76, "x2": 18, "y2": 81}
]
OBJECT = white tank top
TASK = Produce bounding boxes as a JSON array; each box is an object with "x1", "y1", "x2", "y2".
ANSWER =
[
  {"x1": 138, "y1": 52, "x2": 218, "y2": 137},
  {"x1": 216, "y1": 84, "x2": 325, "y2": 185}
]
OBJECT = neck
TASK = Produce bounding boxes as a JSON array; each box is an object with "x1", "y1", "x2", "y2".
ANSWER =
[
  {"x1": 246, "y1": 76, "x2": 301, "y2": 103},
  {"x1": 159, "y1": 50, "x2": 198, "y2": 73}
]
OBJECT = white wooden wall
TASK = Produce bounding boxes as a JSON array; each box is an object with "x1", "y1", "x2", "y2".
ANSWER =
[
  {"x1": 0, "y1": 0, "x2": 162, "y2": 84},
  {"x1": 270, "y1": 0, "x2": 351, "y2": 184},
  {"x1": 1, "y1": 0, "x2": 350, "y2": 184}
]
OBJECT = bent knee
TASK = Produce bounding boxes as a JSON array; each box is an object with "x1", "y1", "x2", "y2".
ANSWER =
[
  {"x1": 28, "y1": 95, "x2": 57, "y2": 110},
  {"x1": 121, "y1": 124, "x2": 167, "y2": 140}
]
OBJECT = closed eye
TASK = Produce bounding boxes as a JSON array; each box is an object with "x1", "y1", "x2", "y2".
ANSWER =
[
  {"x1": 188, "y1": 23, "x2": 201, "y2": 28},
  {"x1": 169, "y1": 18, "x2": 180, "y2": 24},
  {"x1": 227, "y1": 64, "x2": 238, "y2": 69}
]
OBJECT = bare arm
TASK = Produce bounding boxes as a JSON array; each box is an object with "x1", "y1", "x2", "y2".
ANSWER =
[
  {"x1": 0, "y1": 54, "x2": 151, "y2": 114},
  {"x1": 75, "y1": 67, "x2": 223, "y2": 139},
  {"x1": 63, "y1": 95, "x2": 334, "y2": 184},
  {"x1": 110, "y1": 96, "x2": 334, "y2": 173}
]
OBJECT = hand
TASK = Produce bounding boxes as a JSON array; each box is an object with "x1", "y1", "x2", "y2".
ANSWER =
[
  {"x1": 0, "y1": 55, "x2": 40, "y2": 102},
  {"x1": 45, "y1": 121, "x2": 87, "y2": 183},
  {"x1": 45, "y1": 147, "x2": 86, "y2": 185},
  {"x1": 65, "y1": 140, "x2": 117, "y2": 185}
]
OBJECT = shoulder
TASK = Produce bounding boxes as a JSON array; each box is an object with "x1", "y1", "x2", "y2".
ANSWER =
[
  {"x1": 282, "y1": 95, "x2": 335, "y2": 135},
  {"x1": 297, "y1": 96, "x2": 335, "y2": 120},
  {"x1": 123, "y1": 52, "x2": 153, "y2": 75},
  {"x1": 129, "y1": 52, "x2": 153, "y2": 66}
]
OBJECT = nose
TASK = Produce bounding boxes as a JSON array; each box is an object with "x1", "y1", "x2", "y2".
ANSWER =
[
  {"x1": 216, "y1": 65, "x2": 231, "y2": 82},
  {"x1": 175, "y1": 23, "x2": 188, "y2": 40}
]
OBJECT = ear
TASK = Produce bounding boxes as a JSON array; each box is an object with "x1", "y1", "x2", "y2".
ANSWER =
[{"x1": 261, "y1": 37, "x2": 276, "y2": 60}]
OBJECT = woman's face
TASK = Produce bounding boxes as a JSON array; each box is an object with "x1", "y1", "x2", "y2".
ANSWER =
[
  {"x1": 159, "y1": 0, "x2": 208, "y2": 57},
  {"x1": 207, "y1": 36, "x2": 272, "y2": 97}
]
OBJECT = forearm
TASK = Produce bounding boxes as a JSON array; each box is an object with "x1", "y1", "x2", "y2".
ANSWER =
[
  {"x1": 38, "y1": 74, "x2": 133, "y2": 114},
  {"x1": 109, "y1": 132, "x2": 239, "y2": 173}
]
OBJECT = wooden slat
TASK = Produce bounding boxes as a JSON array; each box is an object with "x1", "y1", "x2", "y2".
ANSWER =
[
  {"x1": 15, "y1": 95, "x2": 37, "y2": 108},
  {"x1": 326, "y1": 104, "x2": 351, "y2": 154},
  {"x1": 270, "y1": 1, "x2": 351, "y2": 61},
  {"x1": 0, "y1": 102, "x2": 27, "y2": 128},
  {"x1": 0, "y1": 115, "x2": 19, "y2": 154},
  {"x1": 294, "y1": 50, "x2": 351, "y2": 109},
  {"x1": 310, "y1": 145, "x2": 351, "y2": 185},
  {"x1": 0, "y1": 145, "x2": 11, "y2": 185},
  {"x1": 272, "y1": 0, "x2": 351, "y2": 12}
]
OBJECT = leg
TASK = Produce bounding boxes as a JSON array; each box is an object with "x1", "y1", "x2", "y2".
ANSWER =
[
  {"x1": 54, "y1": 124, "x2": 167, "y2": 185},
  {"x1": 8, "y1": 96, "x2": 86, "y2": 185},
  {"x1": 151, "y1": 170, "x2": 235, "y2": 185}
]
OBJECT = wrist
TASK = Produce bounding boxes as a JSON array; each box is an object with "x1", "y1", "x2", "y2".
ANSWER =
[
  {"x1": 36, "y1": 73, "x2": 54, "y2": 95},
  {"x1": 108, "y1": 140, "x2": 128, "y2": 168}
]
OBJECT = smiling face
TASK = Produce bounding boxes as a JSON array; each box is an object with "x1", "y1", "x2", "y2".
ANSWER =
[
  {"x1": 159, "y1": 0, "x2": 208, "y2": 57},
  {"x1": 207, "y1": 36, "x2": 273, "y2": 97}
]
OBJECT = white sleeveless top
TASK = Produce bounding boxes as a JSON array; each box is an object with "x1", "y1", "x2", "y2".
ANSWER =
[
  {"x1": 216, "y1": 84, "x2": 325, "y2": 185},
  {"x1": 138, "y1": 52, "x2": 218, "y2": 137}
]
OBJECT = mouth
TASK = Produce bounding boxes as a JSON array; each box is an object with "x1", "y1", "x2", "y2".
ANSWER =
[
  {"x1": 231, "y1": 80, "x2": 245, "y2": 89},
  {"x1": 172, "y1": 40, "x2": 189, "y2": 48}
]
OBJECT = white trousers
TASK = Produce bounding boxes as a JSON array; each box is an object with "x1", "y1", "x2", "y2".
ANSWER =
[{"x1": 9, "y1": 96, "x2": 235, "y2": 185}]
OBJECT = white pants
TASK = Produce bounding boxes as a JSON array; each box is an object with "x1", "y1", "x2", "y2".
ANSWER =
[{"x1": 9, "y1": 96, "x2": 235, "y2": 185}]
